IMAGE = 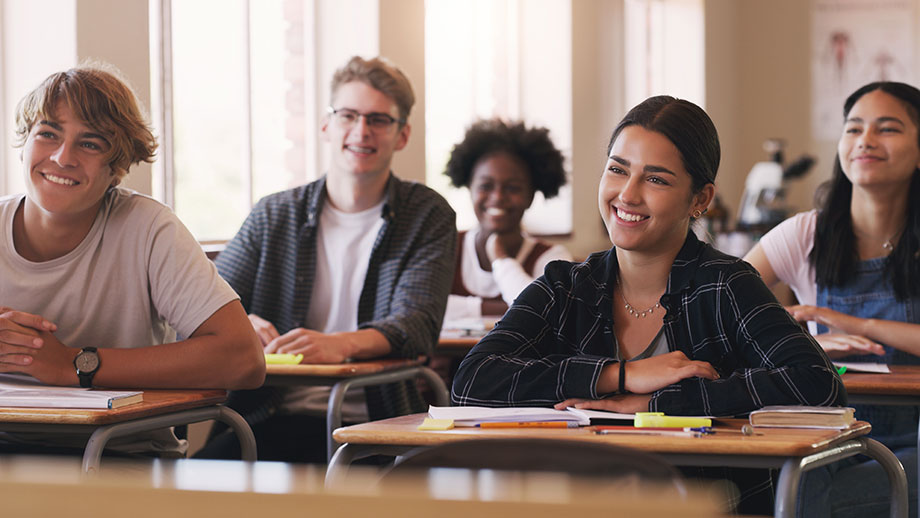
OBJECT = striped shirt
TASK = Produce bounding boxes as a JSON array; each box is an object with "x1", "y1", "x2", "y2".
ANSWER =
[
  {"x1": 452, "y1": 231, "x2": 846, "y2": 417},
  {"x1": 216, "y1": 173, "x2": 456, "y2": 360}
]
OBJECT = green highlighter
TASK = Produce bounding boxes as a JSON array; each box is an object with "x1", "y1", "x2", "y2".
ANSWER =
[{"x1": 634, "y1": 412, "x2": 712, "y2": 428}]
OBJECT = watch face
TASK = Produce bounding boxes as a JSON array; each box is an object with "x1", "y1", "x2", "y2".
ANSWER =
[{"x1": 76, "y1": 351, "x2": 100, "y2": 372}]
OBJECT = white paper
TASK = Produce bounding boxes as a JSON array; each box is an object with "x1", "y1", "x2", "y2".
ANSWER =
[
  {"x1": 427, "y1": 405, "x2": 636, "y2": 427},
  {"x1": 0, "y1": 374, "x2": 142, "y2": 409},
  {"x1": 428, "y1": 405, "x2": 588, "y2": 426},
  {"x1": 834, "y1": 362, "x2": 891, "y2": 374}
]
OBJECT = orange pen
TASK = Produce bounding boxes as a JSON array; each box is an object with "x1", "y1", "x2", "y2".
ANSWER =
[{"x1": 477, "y1": 421, "x2": 580, "y2": 428}]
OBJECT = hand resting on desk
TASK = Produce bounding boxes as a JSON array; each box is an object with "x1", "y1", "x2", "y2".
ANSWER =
[
  {"x1": 261, "y1": 327, "x2": 392, "y2": 364},
  {"x1": 263, "y1": 328, "x2": 352, "y2": 363},
  {"x1": 555, "y1": 394, "x2": 652, "y2": 414},
  {"x1": 0, "y1": 308, "x2": 81, "y2": 385},
  {"x1": 785, "y1": 305, "x2": 885, "y2": 358},
  {"x1": 553, "y1": 352, "x2": 718, "y2": 414},
  {"x1": 596, "y1": 351, "x2": 719, "y2": 395}
]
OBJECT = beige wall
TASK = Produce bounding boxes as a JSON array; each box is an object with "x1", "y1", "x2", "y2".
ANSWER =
[
  {"x1": 75, "y1": 0, "x2": 152, "y2": 195},
  {"x1": 11, "y1": 0, "x2": 919, "y2": 257},
  {"x1": 705, "y1": 0, "x2": 827, "y2": 219}
]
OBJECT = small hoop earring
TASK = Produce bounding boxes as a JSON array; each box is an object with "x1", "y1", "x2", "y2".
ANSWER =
[{"x1": 691, "y1": 209, "x2": 703, "y2": 219}]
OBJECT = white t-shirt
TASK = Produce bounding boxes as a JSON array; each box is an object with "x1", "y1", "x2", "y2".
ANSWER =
[
  {"x1": 282, "y1": 199, "x2": 384, "y2": 421},
  {"x1": 756, "y1": 210, "x2": 818, "y2": 333},
  {"x1": 0, "y1": 188, "x2": 239, "y2": 454},
  {"x1": 445, "y1": 227, "x2": 572, "y2": 320}
]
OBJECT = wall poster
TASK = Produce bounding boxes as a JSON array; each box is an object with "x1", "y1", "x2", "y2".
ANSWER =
[{"x1": 812, "y1": 0, "x2": 916, "y2": 140}]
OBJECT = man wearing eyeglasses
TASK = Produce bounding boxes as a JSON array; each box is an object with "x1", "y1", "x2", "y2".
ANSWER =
[{"x1": 198, "y1": 56, "x2": 456, "y2": 463}]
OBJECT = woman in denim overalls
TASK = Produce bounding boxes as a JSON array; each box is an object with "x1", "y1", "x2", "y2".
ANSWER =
[{"x1": 747, "y1": 81, "x2": 920, "y2": 518}]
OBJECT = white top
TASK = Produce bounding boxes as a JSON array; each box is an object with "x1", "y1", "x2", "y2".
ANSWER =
[
  {"x1": 283, "y1": 199, "x2": 385, "y2": 421},
  {"x1": 306, "y1": 200, "x2": 384, "y2": 333},
  {"x1": 445, "y1": 227, "x2": 572, "y2": 321},
  {"x1": 756, "y1": 210, "x2": 818, "y2": 333},
  {"x1": 0, "y1": 188, "x2": 239, "y2": 453}
]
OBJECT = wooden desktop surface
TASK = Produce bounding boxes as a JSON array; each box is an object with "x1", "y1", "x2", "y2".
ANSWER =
[
  {"x1": 265, "y1": 358, "x2": 423, "y2": 378},
  {"x1": 0, "y1": 389, "x2": 227, "y2": 426},
  {"x1": 842, "y1": 364, "x2": 920, "y2": 396},
  {"x1": 333, "y1": 413, "x2": 871, "y2": 458},
  {"x1": 436, "y1": 336, "x2": 480, "y2": 350}
]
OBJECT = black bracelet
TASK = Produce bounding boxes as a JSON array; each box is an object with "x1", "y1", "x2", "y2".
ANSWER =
[{"x1": 618, "y1": 360, "x2": 627, "y2": 394}]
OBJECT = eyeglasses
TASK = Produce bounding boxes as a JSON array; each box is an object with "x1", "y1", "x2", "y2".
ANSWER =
[{"x1": 327, "y1": 107, "x2": 405, "y2": 130}]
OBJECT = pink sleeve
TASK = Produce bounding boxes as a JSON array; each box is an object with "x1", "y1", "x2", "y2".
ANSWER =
[{"x1": 757, "y1": 211, "x2": 818, "y2": 306}]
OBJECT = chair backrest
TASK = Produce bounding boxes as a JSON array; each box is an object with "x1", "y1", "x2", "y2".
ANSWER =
[{"x1": 388, "y1": 438, "x2": 685, "y2": 489}]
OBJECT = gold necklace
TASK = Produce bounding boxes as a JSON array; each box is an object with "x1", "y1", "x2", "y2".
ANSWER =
[{"x1": 617, "y1": 274, "x2": 661, "y2": 318}]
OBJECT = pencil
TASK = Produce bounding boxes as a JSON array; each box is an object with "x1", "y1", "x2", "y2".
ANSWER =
[{"x1": 477, "y1": 421, "x2": 579, "y2": 428}]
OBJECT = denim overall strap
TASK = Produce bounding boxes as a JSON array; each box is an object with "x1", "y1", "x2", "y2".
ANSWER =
[{"x1": 816, "y1": 255, "x2": 920, "y2": 448}]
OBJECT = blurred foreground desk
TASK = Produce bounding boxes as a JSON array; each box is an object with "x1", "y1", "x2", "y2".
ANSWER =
[
  {"x1": 330, "y1": 413, "x2": 907, "y2": 518},
  {"x1": 0, "y1": 389, "x2": 255, "y2": 473},
  {"x1": 0, "y1": 456, "x2": 721, "y2": 518},
  {"x1": 265, "y1": 359, "x2": 448, "y2": 461}
]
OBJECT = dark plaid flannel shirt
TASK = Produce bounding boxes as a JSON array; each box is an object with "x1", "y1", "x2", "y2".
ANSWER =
[
  {"x1": 216, "y1": 173, "x2": 456, "y2": 360},
  {"x1": 452, "y1": 231, "x2": 846, "y2": 417}
]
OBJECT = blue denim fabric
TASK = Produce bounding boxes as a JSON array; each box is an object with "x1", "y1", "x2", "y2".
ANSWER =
[{"x1": 799, "y1": 256, "x2": 920, "y2": 517}]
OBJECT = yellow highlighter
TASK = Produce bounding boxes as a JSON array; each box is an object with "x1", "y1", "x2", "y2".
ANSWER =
[
  {"x1": 264, "y1": 353, "x2": 304, "y2": 365},
  {"x1": 634, "y1": 412, "x2": 712, "y2": 429}
]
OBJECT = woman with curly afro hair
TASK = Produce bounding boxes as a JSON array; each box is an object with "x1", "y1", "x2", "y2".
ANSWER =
[{"x1": 444, "y1": 119, "x2": 571, "y2": 320}]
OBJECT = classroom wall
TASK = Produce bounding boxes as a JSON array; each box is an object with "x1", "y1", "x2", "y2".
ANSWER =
[
  {"x1": 8, "y1": 0, "x2": 920, "y2": 258},
  {"x1": 705, "y1": 0, "x2": 821, "y2": 220},
  {"x1": 76, "y1": 0, "x2": 153, "y2": 195}
]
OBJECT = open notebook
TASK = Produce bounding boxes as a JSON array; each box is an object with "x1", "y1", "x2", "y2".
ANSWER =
[
  {"x1": 0, "y1": 374, "x2": 143, "y2": 410},
  {"x1": 428, "y1": 405, "x2": 633, "y2": 427}
]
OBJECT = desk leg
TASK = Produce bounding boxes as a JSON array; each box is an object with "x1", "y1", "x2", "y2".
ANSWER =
[
  {"x1": 325, "y1": 366, "x2": 449, "y2": 462},
  {"x1": 862, "y1": 438, "x2": 909, "y2": 518},
  {"x1": 774, "y1": 438, "x2": 907, "y2": 518},
  {"x1": 325, "y1": 443, "x2": 415, "y2": 489},
  {"x1": 325, "y1": 442, "x2": 359, "y2": 488},
  {"x1": 81, "y1": 405, "x2": 258, "y2": 474},
  {"x1": 217, "y1": 405, "x2": 258, "y2": 462}
]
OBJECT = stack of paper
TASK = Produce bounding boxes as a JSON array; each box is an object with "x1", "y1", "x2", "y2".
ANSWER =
[
  {"x1": 0, "y1": 374, "x2": 143, "y2": 410},
  {"x1": 427, "y1": 405, "x2": 633, "y2": 427}
]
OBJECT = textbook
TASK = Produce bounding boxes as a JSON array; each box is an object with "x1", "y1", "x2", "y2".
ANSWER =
[
  {"x1": 749, "y1": 406, "x2": 856, "y2": 430},
  {"x1": 0, "y1": 374, "x2": 143, "y2": 410},
  {"x1": 427, "y1": 405, "x2": 634, "y2": 427}
]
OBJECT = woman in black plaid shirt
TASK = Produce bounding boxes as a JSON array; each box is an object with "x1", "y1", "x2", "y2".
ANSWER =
[{"x1": 452, "y1": 95, "x2": 844, "y2": 419}]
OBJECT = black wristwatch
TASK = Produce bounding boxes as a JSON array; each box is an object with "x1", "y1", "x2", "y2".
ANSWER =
[{"x1": 73, "y1": 347, "x2": 100, "y2": 388}]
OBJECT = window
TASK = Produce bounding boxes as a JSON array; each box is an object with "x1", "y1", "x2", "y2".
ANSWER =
[
  {"x1": 624, "y1": 0, "x2": 705, "y2": 109},
  {"x1": 151, "y1": 0, "x2": 295, "y2": 241},
  {"x1": 424, "y1": 0, "x2": 573, "y2": 235},
  {"x1": 150, "y1": 0, "x2": 381, "y2": 241},
  {"x1": 0, "y1": 0, "x2": 77, "y2": 197}
]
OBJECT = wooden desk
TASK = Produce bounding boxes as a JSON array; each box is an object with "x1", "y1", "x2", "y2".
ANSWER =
[
  {"x1": 843, "y1": 365, "x2": 920, "y2": 518},
  {"x1": 265, "y1": 359, "x2": 449, "y2": 461},
  {"x1": 435, "y1": 335, "x2": 479, "y2": 356},
  {"x1": 0, "y1": 389, "x2": 256, "y2": 473},
  {"x1": 843, "y1": 365, "x2": 920, "y2": 405},
  {"x1": 328, "y1": 413, "x2": 908, "y2": 518},
  {"x1": 0, "y1": 456, "x2": 721, "y2": 518}
]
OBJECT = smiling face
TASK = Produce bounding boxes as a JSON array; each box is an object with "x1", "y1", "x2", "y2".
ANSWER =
[
  {"x1": 838, "y1": 89, "x2": 920, "y2": 191},
  {"x1": 598, "y1": 125, "x2": 713, "y2": 255},
  {"x1": 322, "y1": 81, "x2": 410, "y2": 182},
  {"x1": 470, "y1": 152, "x2": 535, "y2": 234},
  {"x1": 22, "y1": 101, "x2": 116, "y2": 224}
]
